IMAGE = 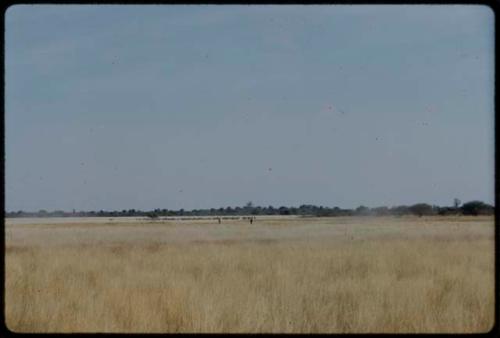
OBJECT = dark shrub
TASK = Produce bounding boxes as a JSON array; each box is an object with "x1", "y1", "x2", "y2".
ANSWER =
[{"x1": 461, "y1": 201, "x2": 494, "y2": 215}]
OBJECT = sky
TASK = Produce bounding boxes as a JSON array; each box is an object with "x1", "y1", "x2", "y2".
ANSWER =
[{"x1": 5, "y1": 5, "x2": 495, "y2": 211}]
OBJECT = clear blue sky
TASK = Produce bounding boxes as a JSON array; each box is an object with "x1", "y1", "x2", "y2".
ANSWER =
[{"x1": 5, "y1": 5, "x2": 494, "y2": 211}]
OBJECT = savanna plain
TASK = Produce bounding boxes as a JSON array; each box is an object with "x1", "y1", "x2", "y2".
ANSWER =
[{"x1": 5, "y1": 215, "x2": 494, "y2": 333}]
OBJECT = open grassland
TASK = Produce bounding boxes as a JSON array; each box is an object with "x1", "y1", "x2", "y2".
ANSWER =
[{"x1": 5, "y1": 216, "x2": 495, "y2": 333}]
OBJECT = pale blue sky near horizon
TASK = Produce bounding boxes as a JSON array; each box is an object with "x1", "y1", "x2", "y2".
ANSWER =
[{"x1": 5, "y1": 5, "x2": 495, "y2": 211}]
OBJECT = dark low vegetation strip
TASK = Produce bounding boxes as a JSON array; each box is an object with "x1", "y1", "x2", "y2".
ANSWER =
[{"x1": 5, "y1": 201, "x2": 494, "y2": 218}]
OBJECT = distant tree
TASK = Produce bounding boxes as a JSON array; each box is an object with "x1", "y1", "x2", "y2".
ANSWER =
[
  {"x1": 391, "y1": 205, "x2": 410, "y2": 216},
  {"x1": 317, "y1": 206, "x2": 334, "y2": 217},
  {"x1": 437, "y1": 206, "x2": 458, "y2": 216},
  {"x1": 409, "y1": 203, "x2": 434, "y2": 217},
  {"x1": 330, "y1": 206, "x2": 342, "y2": 216},
  {"x1": 461, "y1": 201, "x2": 494, "y2": 216},
  {"x1": 355, "y1": 205, "x2": 370, "y2": 216},
  {"x1": 454, "y1": 198, "x2": 461, "y2": 209},
  {"x1": 278, "y1": 206, "x2": 290, "y2": 215},
  {"x1": 243, "y1": 201, "x2": 254, "y2": 215},
  {"x1": 266, "y1": 206, "x2": 275, "y2": 215},
  {"x1": 372, "y1": 206, "x2": 389, "y2": 216}
]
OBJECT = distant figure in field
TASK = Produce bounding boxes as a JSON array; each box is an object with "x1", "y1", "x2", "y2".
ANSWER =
[
  {"x1": 218, "y1": 217, "x2": 221, "y2": 224},
  {"x1": 250, "y1": 217, "x2": 253, "y2": 224}
]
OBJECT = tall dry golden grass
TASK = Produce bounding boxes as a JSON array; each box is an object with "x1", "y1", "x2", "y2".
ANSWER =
[{"x1": 5, "y1": 216, "x2": 494, "y2": 333}]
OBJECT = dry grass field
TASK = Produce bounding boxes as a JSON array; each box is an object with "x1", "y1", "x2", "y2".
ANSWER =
[{"x1": 5, "y1": 216, "x2": 495, "y2": 333}]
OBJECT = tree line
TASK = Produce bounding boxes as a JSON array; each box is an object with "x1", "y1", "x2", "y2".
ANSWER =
[{"x1": 4, "y1": 200, "x2": 494, "y2": 218}]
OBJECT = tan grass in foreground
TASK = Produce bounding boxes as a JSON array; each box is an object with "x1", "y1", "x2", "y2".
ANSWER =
[{"x1": 5, "y1": 216, "x2": 494, "y2": 333}]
